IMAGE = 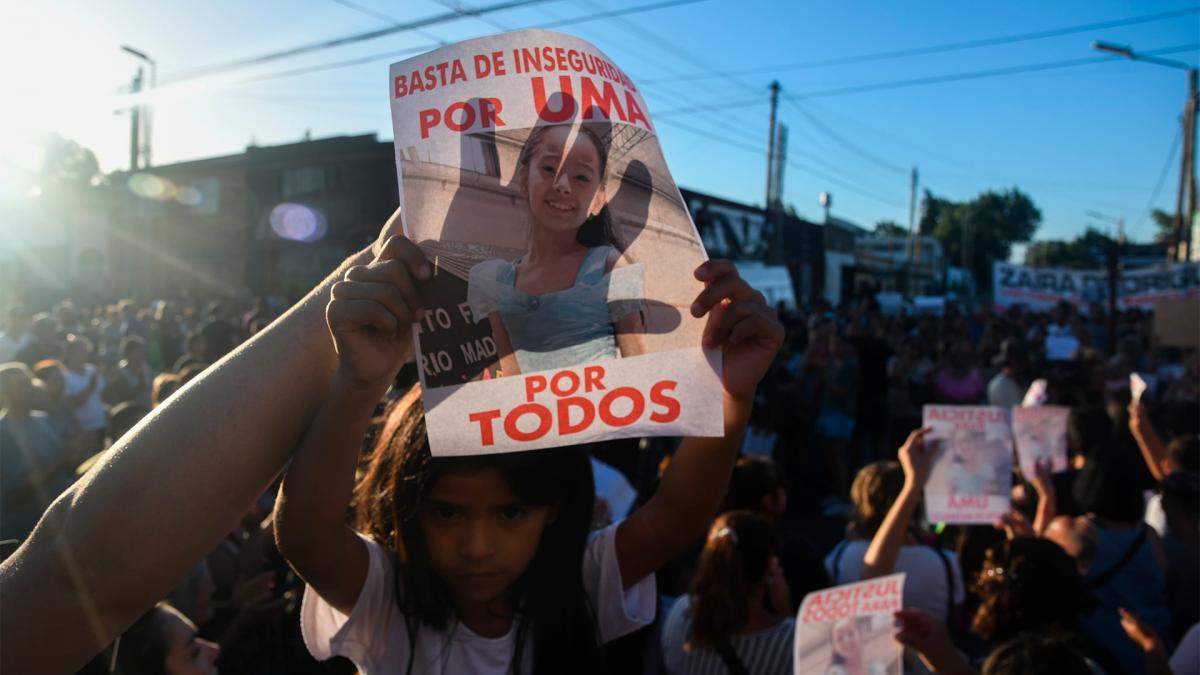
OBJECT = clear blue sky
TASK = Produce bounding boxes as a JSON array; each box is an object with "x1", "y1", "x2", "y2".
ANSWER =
[{"x1": 3, "y1": 0, "x2": 1197, "y2": 245}]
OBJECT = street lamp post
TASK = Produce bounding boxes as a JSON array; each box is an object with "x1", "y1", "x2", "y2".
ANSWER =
[
  {"x1": 1093, "y1": 41, "x2": 1197, "y2": 261},
  {"x1": 121, "y1": 46, "x2": 156, "y2": 169}
]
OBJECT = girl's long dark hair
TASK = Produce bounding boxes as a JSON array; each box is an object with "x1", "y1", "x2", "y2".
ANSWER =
[
  {"x1": 516, "y1": 123, "x2": 618, "y2": 250},
  {"x1": 686, "y1": 511, "x2": 779, "y2": 649},
  {"x1": 353, "y1": 386, "x2": 602, "y2": 675}
]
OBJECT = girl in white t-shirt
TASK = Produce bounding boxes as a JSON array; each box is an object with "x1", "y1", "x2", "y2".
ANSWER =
[{"x1": 272, "y1": 239, "x2": 784, "y2": 675}]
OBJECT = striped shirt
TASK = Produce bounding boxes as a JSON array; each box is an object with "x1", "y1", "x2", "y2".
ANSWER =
[{"x1": 660, "y1": 595, "x2": 793, "y2": 675}]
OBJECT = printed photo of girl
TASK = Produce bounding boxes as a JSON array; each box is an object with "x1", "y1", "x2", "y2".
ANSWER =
[{"x1": 467, "y1": 122, "x2": 646, "y2": 376}]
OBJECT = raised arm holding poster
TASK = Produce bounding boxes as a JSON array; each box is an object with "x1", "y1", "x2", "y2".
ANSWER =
[
  {"x1": 922, "y1": 405, "x2": 1013, "y2": 524},
  {"x1": 1012, "y1": 405, "x2": 1069, "y2": 478},
  {"x1": 794, "y1": 574, "x2": 905, "y2": 675},
  {"x1": 388, "y1": 31, "x2": 722, "y2": 455}
]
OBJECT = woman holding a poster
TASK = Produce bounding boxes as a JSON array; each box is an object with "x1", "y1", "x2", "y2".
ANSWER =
[{"x1": 467, "y1": 122, "x2": 646, "y2": 376}]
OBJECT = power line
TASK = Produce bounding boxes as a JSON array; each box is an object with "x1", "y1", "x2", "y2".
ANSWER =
[
  {"x1": 164, "y1": 0, "x2": 557, "y2": 83},
  {"x1": 328, "y1": 0, "x2": 448, "y2": 44},
  {"x1": 655, "y1": 117, "x2": 906, "y2": 208},
  {"x1": 1130, "y1": 130, "x2": 1182, "y2": 240},
  {"x1": 651, "y1": 43, "x2": 1200, "y2": 116},
  {"x1": 640, "y1": 7, "x2": 1200, "y2": 85},
  {"x1": 187, "y1": 0, "x2": 710, "y2": 87},
  {"x1": 787, "y1": 100, "x2": 908, "y2": 175},
  {"x1": 787, "y1": 44, "x2": 1200, "y2": 100},
  {"x1": 533, "y1": 0, "x2": 708, "y2": 29}
]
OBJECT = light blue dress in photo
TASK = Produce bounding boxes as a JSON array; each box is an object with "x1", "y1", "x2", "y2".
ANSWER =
[{"x1": 467, "y1": 245, "x2": 644, "y2": 374}]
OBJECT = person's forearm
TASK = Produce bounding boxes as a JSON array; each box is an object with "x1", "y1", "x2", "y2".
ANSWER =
[
  {"x1": 275, "y1": 373, "x2": 383, "y2": 576},
  {"x1": 1131, "y1": 424, "x2": 1168, "y2": 481},
  {"x1": 1032, "y1": 489, "x2": 1056, "y2": 537},
  {"x1": 0, "y1": 246, "x2": 373, "y2": 675},
  {"x1": 650, "y1": 394, "x2": 750, "y2": 549},
  {"x1": 862, "y1": 482, "x2": 920, "y2": 578}
]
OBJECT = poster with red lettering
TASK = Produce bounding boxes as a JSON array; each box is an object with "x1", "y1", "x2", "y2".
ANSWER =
[
  {"x1": 388, "y1": 30, "x2": 721, "y2": 455},
  {"x1": 1012, "y1": 405, "x2": 1069, "y2": 478},
  {"x1": 794, "y1": 573, "x2": 905, "y2": 675},
  {"x1": 922, "y1": 405, "x2": 1013, "y2": 524}
]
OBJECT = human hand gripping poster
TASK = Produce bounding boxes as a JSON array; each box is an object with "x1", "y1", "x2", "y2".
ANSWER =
[
  {"x1": 794, "y1": 574, "x2": 905, "y2": 675},
  {"x1": 922, "y1": 405, "x2": 1013, "y2": 524},
  {"x1": 388, "y1": 30, "x2": 722, "y2": 455}
]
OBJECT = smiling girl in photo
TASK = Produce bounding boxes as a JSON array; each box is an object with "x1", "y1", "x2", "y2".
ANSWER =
[{"x1": 467, "y1": 123, "x2": 646, "y2": 376}]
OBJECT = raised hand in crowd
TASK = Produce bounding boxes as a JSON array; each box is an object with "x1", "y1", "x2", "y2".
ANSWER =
[
  {"x1": 1029, "y1": 458, "x2": 1057, "y2": 537},
  {"x1": 1128, "y1": 400, "x2": 1169, "y2": 481},
  {"x1": 860, "y1": 427, "x2": 934, "y2": 579}
]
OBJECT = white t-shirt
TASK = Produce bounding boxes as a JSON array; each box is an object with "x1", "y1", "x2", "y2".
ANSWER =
[
  {"x1": 301, "y1": 523, "x2": 655, "y2": 674},
  {"x1": 62, "y1": 364, "x2": 107, "y2": 432},
  {"x1": 823, "y1": 541, "x2": 965, "y2": 621},
  {"x1": 986, "y1": 373, "x2": 1023, "y2": 408}
]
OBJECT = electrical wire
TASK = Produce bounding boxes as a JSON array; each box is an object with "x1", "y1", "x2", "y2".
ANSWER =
[
  {"x1": 640, "y1": 7, "x2": 1200, "y2": 85},
  {"x1": 164, "y1": 0, "x2": 557, "y2": 83},
  {"x1": 1130, "y1": 130, "x2": 1183, "y2": 240}
]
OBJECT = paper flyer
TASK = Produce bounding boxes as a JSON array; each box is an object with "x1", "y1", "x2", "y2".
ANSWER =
[
  {"x1": 793, "y1": 574, "x2": 905, "y2": 675},
  {"x1": 1130, "y1": 372, "x2": 1154, "y2": 403},
  {"x1": 1021, "y1": 378, "x2": 1048, "y2": 407},
  {"x1": 387, "y1": 30, "x2": 721, "y2": 455},
  {"x1": 922, "y1": 405, "x2": 1013, "y2": 524},
  {"x1": 1012, "y1": 405, "x2": 1069, "y2": 478}
]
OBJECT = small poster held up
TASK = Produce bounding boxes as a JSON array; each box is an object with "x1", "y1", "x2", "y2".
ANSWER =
[
  {"x1": 1012, "y1": 406, "x2": 1069, "y2": 478},
  {"x1": 923, "y1": 405, "x2": 1013, "y2": 524},
  {"x1": 388, "y1": 30, "x2": 722, "y2": 455},
  {"x1": 794, "y1": 574, "x2": 905, "y2": 675}
]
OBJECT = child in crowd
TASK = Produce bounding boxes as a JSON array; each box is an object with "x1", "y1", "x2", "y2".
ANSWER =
[{"x1": 274, "y1": 235, "x2": 782, "y2": 674}]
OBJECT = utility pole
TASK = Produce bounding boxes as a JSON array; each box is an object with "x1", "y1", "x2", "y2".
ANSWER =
[
  {"x1": 765, "y1": 80, "x2": 780, "y2": 208},
  {"x1": 1093, "y1": 42, "x2": 1197, "y2": 261},
  {"x1": 129, "y1": 67, "x2": 143, "y2": 171},
  {"x1": 1182, "y1": 69, "x2": 1196, "y2": 260},
  {"x1": 765, "y1": 81, "x2": 785, "y2": 263},
  {"x1": 905, "y1": 166, "x2": 918, "y2": 296},
  {"x1": 122, "y1": 45, "x2": 156, "y2": 169}
]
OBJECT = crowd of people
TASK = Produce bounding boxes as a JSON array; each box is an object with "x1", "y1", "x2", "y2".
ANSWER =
[{"x1": 1, "y1": 230, "x2": 1197, "y2": 674}]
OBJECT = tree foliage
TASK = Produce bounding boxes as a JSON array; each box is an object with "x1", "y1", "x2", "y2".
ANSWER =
[
  {"x1": 925, "y1": 188, "x2": 1041, "y2": 289},
  {"x1": 873, "y1": 220, "x2": 907, "y2": 237},
  {"x1": 1024, "y1": 228, "x2": 1113, "y2": 268},
  {"x1": 1150, "y1": 208, "x2": 1174, "y2": 244},
  {"x1": 36, "y1": 133, "x2": 101, "y2": 190}
]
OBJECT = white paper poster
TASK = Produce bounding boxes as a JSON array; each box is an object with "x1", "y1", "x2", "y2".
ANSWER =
[
  {"x1": 388, "y1": 30, "x2": 722, "y2": 455},
  {"x1": 922, "y1": 405, "x2": 1013, "y2": 524},
  {"x1": 1130, "y1": 372, "x2": 1154, "y2": 402},
  {"x1": 1012, "y1": 405, "x2": 1069, "y2": 478},
  {"x1": 794, "y1": 574, "x2": 905, "y2": 675}
]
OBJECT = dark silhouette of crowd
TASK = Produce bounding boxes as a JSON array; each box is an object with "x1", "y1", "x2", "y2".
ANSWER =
[{"x1": 1, "y1": 285, "x2": 1196, "y2": 675}]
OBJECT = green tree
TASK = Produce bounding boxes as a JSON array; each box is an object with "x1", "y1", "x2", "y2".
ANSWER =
[
  {"x1": 930, "y1": 188, "x2": 1041, "y2": 290},
  {"x1": 918, "y1": 189, "x2": 951, "y2": 236},
  {"x1": 1024, "y1": 227, "x2": 1113, "y2": 268},
  {"x1": 1150, "y1": 208, "x2": 1174, "y2": 244},
  {"x1": 36, "y1": 133, "x2": 101, "y2": 190},
  {"x1": 873, "y1": 220, "x2": 906, "y2": 237}
]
